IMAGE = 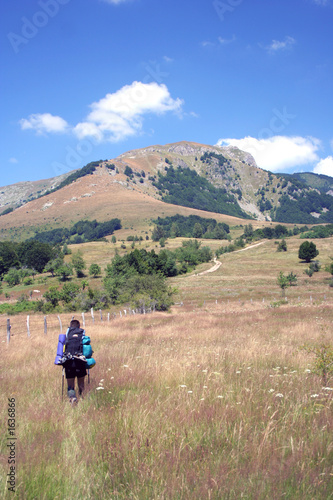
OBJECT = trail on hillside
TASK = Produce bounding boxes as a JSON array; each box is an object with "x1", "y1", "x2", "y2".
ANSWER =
[{"x1": 191, "y1": 240, "x2": 267, "y2": 277}]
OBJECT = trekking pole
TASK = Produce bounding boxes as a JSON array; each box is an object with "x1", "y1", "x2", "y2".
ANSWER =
[
  {"x1": 62, "y1": 367, "x2": 64, "y2": 400},
  {"x1": 88, "y1": 369, "x2": 90, "y2": 385}
]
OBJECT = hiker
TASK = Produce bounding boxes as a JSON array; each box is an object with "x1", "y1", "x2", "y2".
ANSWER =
[{"x1": 63, "y1": 319, "x2": 87, "y2": 403}]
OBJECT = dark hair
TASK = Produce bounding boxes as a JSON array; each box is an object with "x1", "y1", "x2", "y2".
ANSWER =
[{"x1": 70, "y1": 319, "x2": 80, "y2": 328}]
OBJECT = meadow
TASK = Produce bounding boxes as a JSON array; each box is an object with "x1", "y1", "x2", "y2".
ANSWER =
[{"x1": 1, "y1": 236, "x2": 332, "y2": 499}]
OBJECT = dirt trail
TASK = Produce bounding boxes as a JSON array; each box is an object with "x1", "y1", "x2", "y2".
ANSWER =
[{"x1": 192, "y1": 240, "x2": 267, "y2": 277}]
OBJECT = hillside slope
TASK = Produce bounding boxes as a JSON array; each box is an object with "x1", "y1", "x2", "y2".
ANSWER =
[{"x1": 0, "y1": 141, "x2": 332, "y2": 240}]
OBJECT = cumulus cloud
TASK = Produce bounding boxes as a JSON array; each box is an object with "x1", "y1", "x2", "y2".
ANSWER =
[
  {"x1": 313, "y1": 156, "x2": 333, "y2": 177},
  {"x1": 19, "y1": 82, "x2": 184, "y2": 143},
  {"x1": 19, "y1": 113, "x2": 69, "y2": 134},
  {"x1": 74, "y1": 81, "x2": 183, "y2": 142},
  {"x1": 265, "y1": 36, "x2": 296, "y2": 52},
  {"x1": 217, "y1": 135, "x2": 320, "y2": 172}
]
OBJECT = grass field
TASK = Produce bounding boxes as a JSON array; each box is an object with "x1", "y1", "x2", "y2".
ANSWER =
[{"x1": 1, "y1": 237, "x2": 332, "y2": 499}]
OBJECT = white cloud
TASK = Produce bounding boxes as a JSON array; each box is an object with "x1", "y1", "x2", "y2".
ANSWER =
[
  {"x1": 74, "y1": 81, "x2": 183, "y2": 142},
  {"x1": 313, "y1": 156, "x2": 333, "y2": 177},
  {"x1": 265, "y1": 36, "x2": 296, "y2": 52},
  {"x1": 218, "y1": 35, "x2": 236, "y2": 45},
  {"x1": 9, "y1": 157, "x2": 18, "y2": 164},
  {"x1": 19, "y1": 113, "x2": 69, "y2": 134},
  {"x1": 217, "y1": 136, "x2": 320, "y2": 172}
]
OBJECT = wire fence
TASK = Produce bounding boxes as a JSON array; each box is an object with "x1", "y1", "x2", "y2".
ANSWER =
[{"x1": 1, "y1": 293, "x2": 332, "y2": 344}]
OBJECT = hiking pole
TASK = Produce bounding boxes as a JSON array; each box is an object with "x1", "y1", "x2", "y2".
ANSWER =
[
  {"x1": 88, "y1": 369, "x2": 90, "y2": 385},
  {"x1": 62, "y1": 367, "x2": 64, "y2": 400}
]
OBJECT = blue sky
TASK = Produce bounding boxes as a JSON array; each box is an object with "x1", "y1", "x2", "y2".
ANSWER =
[{"x1": 1, "y1": 0, "x2": 333, "y2": 186}]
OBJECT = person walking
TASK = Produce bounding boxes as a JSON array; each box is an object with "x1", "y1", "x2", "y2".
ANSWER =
[{"x1": 63, "y1": 319, "x2": 87, "y2": 403}]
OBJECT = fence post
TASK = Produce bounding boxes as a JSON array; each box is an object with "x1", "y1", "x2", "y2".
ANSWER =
[
  {"x1": 7, "y1": 319, "x2": 11, "y2": 344},
  {"x1": 57, "y1": 315, "x2": 62, "y2": 334},
  {"x1": 99, "y1": 309, "x2": 103, "y2": 321},
  {"x1": 44, "y1": 316, "x2": 47, "y2": 335},
  {"x1": 27, "y1": 315, "x2": 30, "y2": 338},
  {"x1": 82, "y1": 312, "x2": 85, "y2": 328},
  {"x1": 107, "y1": 312, "x2": 110, "y2": 322},
  {"x1": 91, "y1": 308, "x2": 95, "y2": 324}
]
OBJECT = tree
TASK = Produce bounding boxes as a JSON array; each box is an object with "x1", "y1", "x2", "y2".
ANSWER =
[
  {"x1": 277, "y1": 239, "x2": 287, "y2": 252},
  {"x1": 3, "y1": 268, "x2": 21, "y2": 287},
  {"x1": 298, "y1": 241, "x2": 319, "y2": 263},
  {"x1": 277, "y1": 271, "x2": 289, "y2": 297},
  {"x1": 44, "y1": 257, "x2": 64, "y2": 277},
  {"x1": 111, "y1": 235, "x2": 116, "y2": 244},
  {"x1": 57, "y1": 263, "x2": 73, "y2": 282},
  {"x1": 193, "y1": 223, "x2": 203, "y2": 238},
  {"x1": 89, "y1": 263, "x2": 101, "y2": 278},
  {"x1": 287, "y1": 271, "x2": 297, "y2": 286},
  {"x1": 71, "y1": 252, "x2": 86, "y2": 277}
]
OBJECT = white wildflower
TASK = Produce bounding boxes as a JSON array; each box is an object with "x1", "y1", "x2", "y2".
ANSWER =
[
  {"x1": 188, "y1": 391, "x2": 193, "y2": 394},
  {"x1": 269, "y1": 389, "x2": 275, "y2": 393},
  {"x1": 310, "y1": 394, "x2": 319, "y2": 398},
  {"x1": 275, "y1": 393, "x2": 284, "y2": 398},
  {"x1": 323, "y1": 387, "x2": 333, "y2": 391},
  {"x1": 179, "y1": 385, "x2": 187, "y2": 388},
  {"x1": 96, "y1": 387, "x2": 104, "y2": 391},
  {"x1": 217, "y1": 395, "x2": 224, "y2": 399},
  {"x1": 236, "y1": 370, "x2": 241, "y2": 374},
  {"x1": 305, "y1": 369, "x2": 311, "y2": 373}
]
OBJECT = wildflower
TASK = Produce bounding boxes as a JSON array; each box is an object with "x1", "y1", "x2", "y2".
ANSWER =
[
  {"x1": 275, "y1": 393, "x2": 284, "y2": 398},
  {"x1": 323, "y1": 387, "x2": 333, "y2": 391},
  {"x1": 96, "y1": 387, "x2": 104, "y2": 391},
  {"x1": 311, "y1": 394, "x2": 319, "y2": 398},
  {"x1": 111, "y1": 376, "x2": 114, "y2": 380},
  {"x1": 268, "y1": 389, "x2": 275, "y2": 393},
  {"x1": 305, "y1": 369, "x2": 311, "y2": 373},
  {"x1": 200, "y1": 398, "x2": 205, "y2": 401},
  {"x1": 236, "y1": 370, "x2": 241, "y2": 374},
  {"x1": 108, "y1": 368, "x2": 111, "y2": 371},
  {"x1": 203, "y1": 385, "x2": 208, "y2": 389},
  {"x1": 123, "y1": 365, "x2": 129, "y2": 368},
  {"x1": 202, "y1": 369, "x2": 208, "y2": 373},
  {"x1": 100, "y1": 379, "x2": 104, "y2": 382},
  {"x1": 188, "y1": 391, "x2": 193, "y2": 394},
  {"x1": 179, "y1": 385, "x2": 187, "y2": 388},
  {"x1": 217, "y1": 395, "x2": 224, "y2": 399}
]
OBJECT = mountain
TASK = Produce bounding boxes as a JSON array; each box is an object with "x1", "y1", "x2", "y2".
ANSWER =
[{"x1": 0, "y1": 141, "x2": 332, "y2": 241}]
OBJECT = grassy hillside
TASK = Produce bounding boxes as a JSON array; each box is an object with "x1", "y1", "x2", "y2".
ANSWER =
[{"x1": 1, "y1": 236, "x2": 333, "y2": 499}]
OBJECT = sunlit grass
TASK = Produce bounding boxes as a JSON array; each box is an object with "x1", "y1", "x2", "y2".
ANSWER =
[{"x1": 1, "y1": 297, "x2": 332, "y2": 499}]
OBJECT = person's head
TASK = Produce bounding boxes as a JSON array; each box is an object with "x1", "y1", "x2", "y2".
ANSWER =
[{"x1": 70, "y1": 319, "x2": 80, "y2": 329}]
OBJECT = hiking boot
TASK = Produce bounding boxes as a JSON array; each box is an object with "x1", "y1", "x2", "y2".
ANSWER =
[
  {"x1": 70, "y1": 397, "x2": 78, "y2": 406},
  {"x1": 68, "y1": 389, "x2": 76, "y2": 399}
]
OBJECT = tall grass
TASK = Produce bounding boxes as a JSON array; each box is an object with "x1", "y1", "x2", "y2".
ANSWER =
[{"x1": 1, "y1": 299, "x2": 332, "y2": 499}]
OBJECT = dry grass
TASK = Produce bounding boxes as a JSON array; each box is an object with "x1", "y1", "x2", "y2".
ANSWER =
[
  {"x1": 1, "y1": 298, "x2": 333, "y2": 499},
  {"x1": 1, "y1": 236, "x2": 333, "y2": 499}
]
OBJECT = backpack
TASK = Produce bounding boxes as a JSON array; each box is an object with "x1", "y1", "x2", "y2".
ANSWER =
[{"x1": 65, "y1": 327, "x2": 85, "y2": 356}]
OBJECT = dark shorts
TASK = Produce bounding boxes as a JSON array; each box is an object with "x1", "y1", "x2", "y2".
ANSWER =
[{"x1": 64, "y1": 359, "x2": 87, "y2": 379}]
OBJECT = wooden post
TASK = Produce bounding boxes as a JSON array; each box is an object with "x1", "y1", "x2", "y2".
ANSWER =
[
  {"x1": 82, "y1": 312, "x2": 85, "y2": 328},
  {"x1": 107, "y1": 312, "x2": 110, "y2": 322},
  {"x1": 57, "y1": 315, "x2": 62, "y2": 334},
  {"x1": 99, "y1": 309, "x2": 103, "y2": 321},
  {"x1": 44, "y1": 316, "x2": 47, "y2": 335},
  {"x1": 27, "y1": 315, "x2": 30, "y2": 337},
  {"x1": 91, "y1": 308, "x2": 95, "y2": 323},
  {"x1": 7, "y1": 319, "x2": 11, "y2": 344}
]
